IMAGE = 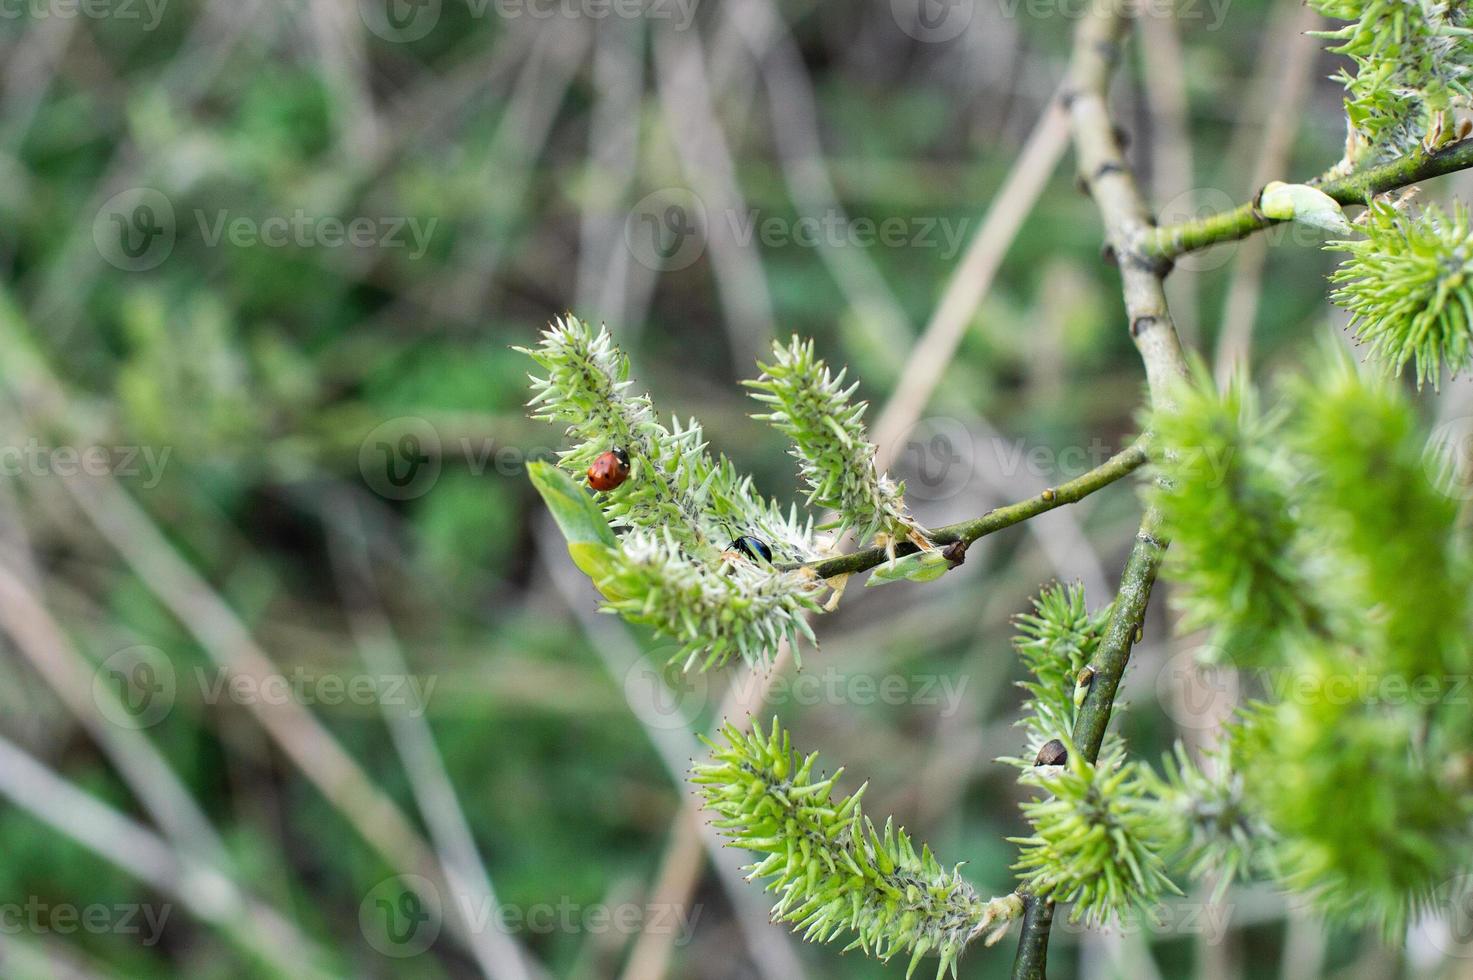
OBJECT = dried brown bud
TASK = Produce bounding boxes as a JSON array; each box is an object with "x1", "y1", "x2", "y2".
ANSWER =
[
  {"x1": 1034, "y1": 739, "x2": 1068, "y2": 767},
  {"x1": 941, "y1": 540, "x2": 967, "y2": 566}
]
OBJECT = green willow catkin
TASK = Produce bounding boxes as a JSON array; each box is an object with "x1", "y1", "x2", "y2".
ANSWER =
[
  {"x1": 693, "y1": 719, "x2": 1021, "y2": 978},
  {"x1": 746, "y1": 336, "x2": 925, "y2": 553},
  {"x1": 1329, "y1": 201, "x2": 1473, "y2": 387}
]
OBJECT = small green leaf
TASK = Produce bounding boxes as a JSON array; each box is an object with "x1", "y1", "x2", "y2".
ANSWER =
[
  {"x1": 527, "y1": 460, "x2": 618, "y2": 548},
  {"x1": 865, "y1": 550, "x2": 952, "y2": 587},
  {"x1": 1259, "y1": 181, "x2": 1352, "y2": 235}
]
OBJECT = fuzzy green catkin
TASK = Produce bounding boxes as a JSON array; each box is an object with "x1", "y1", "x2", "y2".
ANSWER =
[
  {"x1": 520, "y1": 316, "x2": 817, "y2": 561},
  {"x1": 597, "y1": 531, "x2": 822, "y2": 670},
  {"x1": 746, "y1": 336, "x2": 921, "y2": 549},
  {"x1": 694, "y1": 719, "x2": 1020, "y2": 978},
  {"x1": 1310, "y1": 0, "x2": 1472, "y2": 164},
  {"x1": 1286, "y1": 351, "x2": 1468, "y2": 679},
  {"x1": 1231, "y1": 666, "x2": 1471, "y2": 936},
  {"x1": 1329, "y1": 201, "x2": 1473, "y2": 388},
  {"x1": 1008, "y1": 738, "x2": 1182, "y2": 927},
  {"x1": 1145, "y1": 366, "x2": 1318, "y2": 665},
  {"x1": 1012, "y1": 582, "x2": 1110, "y2": 748},
  {"x1": 1148, "y1": 743, "x2": 1266, "y2": 902}
]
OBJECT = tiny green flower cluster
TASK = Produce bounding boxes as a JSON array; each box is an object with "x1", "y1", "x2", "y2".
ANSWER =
[
  {"x1": 599, "y1": 530, "x2": 821, "y2": 671},
  {"x1": 1147, "y1": 351, "x2": 1473, "y2": 932},
  {"x1": 1008, "y1": 738, "x2": 1183, "y2": 927},
  {"x1": 746, "y1": 336, "x2": 923, "y2": 552},
  {"x1": 522, "y1": 317, "x2": 833, "y2": 668},
  {"x1": 1232, "y1": 672, "x2": 1469, "y2": 935},
  {"x1": 1003, "y1": 584, "x2": 1284, "y2": 922},
  {"x1": 1012, "y1": 583, "x2": 1110, "y2": 752},
  {"x1": 1144, "y1": 366, "x2": 1322, "y2": 665},
  {"x1": 693, "y1": 719, "x2": 1021, "y2": 978},
  {"x1": 1002, "y1": 584, "x2": 1185, "y2": 925},
  {"x1": 1311, "y1": 0, "x2": 1472, "y2": 164},
  {"x1": 1285, "y1": 352, "x2": 1468, "y2": 676},
  {"x1": 521, "y1": 316, "x2": 817, "y2": 558},
  {"x1": 1329, "y1": 201, "x2": 1473, "y2": 388},
  {"x1": 1148, "y1": 743, "x2": 1266, "y2": 902}
]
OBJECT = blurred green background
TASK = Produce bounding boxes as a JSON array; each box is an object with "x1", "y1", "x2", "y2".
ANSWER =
[{"x1": 1, "y1": 0, "x2": 1470, "y2": 977}]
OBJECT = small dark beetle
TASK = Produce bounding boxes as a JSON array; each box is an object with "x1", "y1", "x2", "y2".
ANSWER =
[{"x1": 728, "y1": 535, "x2": 773, "y2": 563}]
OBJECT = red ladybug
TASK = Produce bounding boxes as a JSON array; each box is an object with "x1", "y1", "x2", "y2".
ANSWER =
[{"x1": 587, "y1": 447, "x2": 631, "y2": 491}]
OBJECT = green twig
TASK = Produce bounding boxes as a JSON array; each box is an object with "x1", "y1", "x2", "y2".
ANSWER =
[
  {"x1": 1009, "y1": 894, "x2": 1055, "y2": 980},
  {"x1": 1138, "y1": 138, "x2": 1473, "y2": 260},
  {"x1": 791, "y1": 438, "x2": 1149, "y2": 580}
]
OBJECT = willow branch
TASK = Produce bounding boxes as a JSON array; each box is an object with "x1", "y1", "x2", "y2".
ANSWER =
[
  {"x1": 1012, "y1": 4, "x2": 1190, "y2": 975},
  {"x1": 1011, "y1": 894, "x2": 1055, "y2": 980},
  {"x1": 1139, "y1": 137, "x2": 1473, "y2": 260},
  {"x1": 789, "y1": 438, "x2": 1149, "y2": 580}
]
